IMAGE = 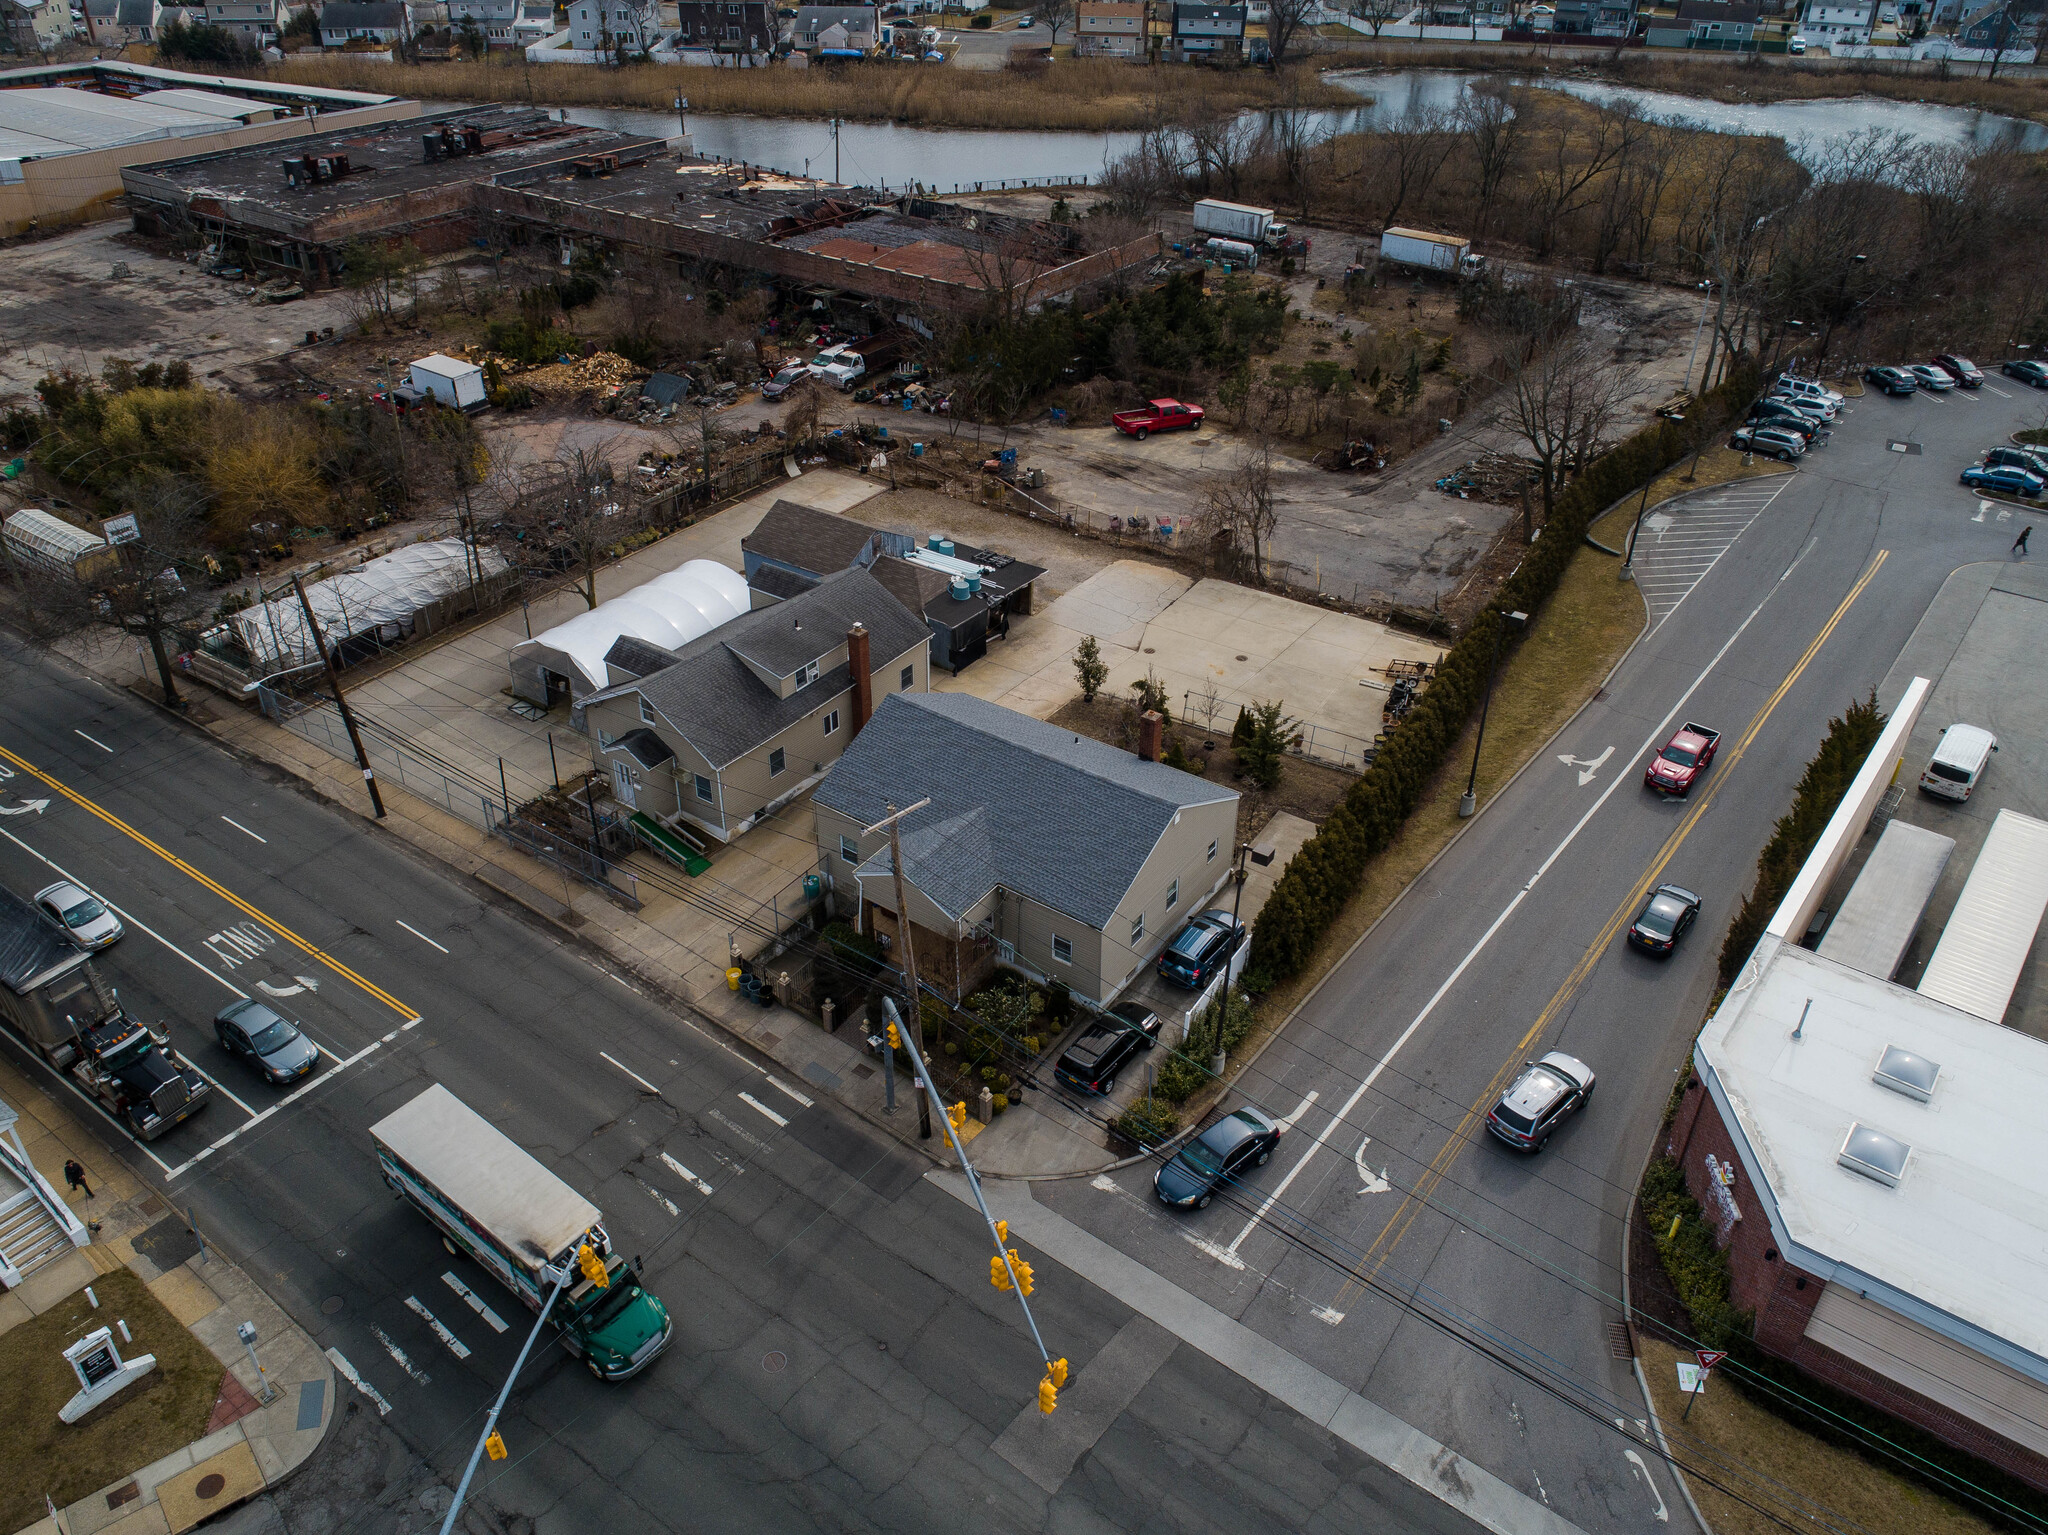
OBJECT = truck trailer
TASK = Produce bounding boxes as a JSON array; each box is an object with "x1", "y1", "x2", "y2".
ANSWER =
[
  {"x1": 1192, "y1": 199, "x2": 1289, "y2": 249},
  {"x1": 1379, "y1": 227, "x2": 1486, "y2": 279},
  {"x1": 370, "y1": 1083, "x2": 673, "y2": 1380},
  {"x1": 0, "y1": 887, "x2": 212, "y2": 1142}
]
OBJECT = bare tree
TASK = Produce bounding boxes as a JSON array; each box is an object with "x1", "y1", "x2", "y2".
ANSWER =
[
  {"x1": 1100, "y1": 125, "x2": 1185, "y2": 221},
  {"x1": 1199, "y1": 441, "x2": 1280, "y2": 580},
  {"x1": 1035, "y1": 0, "x2": 1075, "y2": 41},
  {"x1": 1528, "y1": 95, "x2": 1646, "y2": 260},
  {"x1": 1490, "y1": 333, "x2": 1639, "y2": 527},
  {"x1": 1377, "y1": 104, "x2": 1459, "y2": 228},
  {"x1": 1184, "y1": 108, "x2": 1264, "y2": 201},
  {"x1": 1268, "y1": 80, "x2": 1334, "y2": 220},
  {"x1": 500, "y1": 446, "x2": 642, "y2": 611},
  {"x1": 1265, "y1": 0, "x2": 1318, "y2": 63},
  {"x1": 1347, "y1": 0, "x2": 1408, "y2": 39},
  {"x1": 1459, "y1": 88, "x2": 1522, "y2": 242}
]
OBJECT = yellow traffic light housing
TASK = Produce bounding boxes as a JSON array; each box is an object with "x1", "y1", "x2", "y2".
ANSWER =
[
  {"x1": 1038, "y1": 1375, "x2": 1058, "y2": 1415},
  {"x1": 994, "y1": 1219, "x2": 1008, "y2": 1245},
  {"x1": 1048, "y1": 1358, "x2": 1068, "y2": 1388},
  {"x1": 989, "y1": 1254, "x2": 1012, "y2": 1291},
  {"x1": 885, "y1": 1020, "x2": 901, "y2": 1049},
  {"x1": 947, "y1": 1100, "x2": 968, "y2": 1130},
  {"x1": 485, "y1": 1431, "x2": 508, "y2": 1462},
  {"x1": 1013, "y1": 1258, "x2": 1034, "y2": 1297},
  {"x1": 576, "y1": 1242, "x2": 610, "y2": 1289}
]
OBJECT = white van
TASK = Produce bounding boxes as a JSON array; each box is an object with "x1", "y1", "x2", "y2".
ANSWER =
[{"x1": 1919, "y1": 723, "x2": 1998, "y2": 802}]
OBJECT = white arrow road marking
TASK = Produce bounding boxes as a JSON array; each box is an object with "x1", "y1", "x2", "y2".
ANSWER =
[
  {"x1": 372, "y1": 1326, "x2": 430, "y2": 1385},
  {"x1": 0, "y1": 799, "x2": 49, "y2": 816},
  {"x1": 1354, "y1": 1136, "x2": 1390, "y2": 1195},
  {"x1": 1278, "y1": 1090, "x2": 1320, "y2": 1130},
  {"x1": 1311, "y1": 1304, "x2": 1345, "y2": 1325},
  {"x1": 325, "y1": 1348, "x2": 392, "y2": 1415},
  {"x1": 441, "y1": 1272, "x2": 508, "y2": 1333},
  {"x1": 1556, "y1": 746, "x2": 1615, "y2": 786},
  {"x1": 256, "y1": 976, "x2": 322, "y2": 998},
  {"x1": 1624, "y1": 1450, "x2": 1670, "y2": 1523},
  {"x1": 404, "y1": 1296, "x2": 471, "y2": 1360},
  {"x1": 660, "y1": 1151, "x2": 714, "y2": 1196}
]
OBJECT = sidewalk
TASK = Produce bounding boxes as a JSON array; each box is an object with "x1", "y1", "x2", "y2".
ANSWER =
[{"x1": 0, "y1": 1057, "x2": 334, "y2": 1535}]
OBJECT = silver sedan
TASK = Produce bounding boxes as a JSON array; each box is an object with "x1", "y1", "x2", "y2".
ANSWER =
[{"x1": 35, "y1": 880, "x2": 123, "y2": 950}]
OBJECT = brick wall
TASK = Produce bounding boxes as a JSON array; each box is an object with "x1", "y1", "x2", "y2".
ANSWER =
[{"x1": 1669, "y1": 1078, "x2": 2048, "y2": 1492}]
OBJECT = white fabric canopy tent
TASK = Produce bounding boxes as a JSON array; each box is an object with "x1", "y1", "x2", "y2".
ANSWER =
[{"x1": 233, "y1": 539, "x2": 507, "y2": 670}]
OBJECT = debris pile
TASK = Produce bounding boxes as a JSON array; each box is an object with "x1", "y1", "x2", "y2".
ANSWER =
[{"x1": 516, "y1": 352, "x2": 643, "y2": 401}]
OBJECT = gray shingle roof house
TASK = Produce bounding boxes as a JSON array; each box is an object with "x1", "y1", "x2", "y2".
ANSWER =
[
  {"x1": 581, "y1": 566, "x2": 930, "y2": 844},
  {"x1": 814, "y1": 692, "x2": 1240, "y2": 1004}
]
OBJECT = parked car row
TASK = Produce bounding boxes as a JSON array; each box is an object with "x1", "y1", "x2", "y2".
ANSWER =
[{"x1": 1866, "y1": 355, "x2": 1994, "y2": 396}]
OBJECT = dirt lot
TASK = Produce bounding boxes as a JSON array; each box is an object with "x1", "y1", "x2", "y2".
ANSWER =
[
  {"x1": 0, "y1": 224, "x2": 359, "y2": 405},
  {"x1": 1048, "y1": 693, "x2": 1358, "y2": 843}
]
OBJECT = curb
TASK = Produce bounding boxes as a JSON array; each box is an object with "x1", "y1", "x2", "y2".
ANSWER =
[{"x1": 1622, "y1": 1135, "x2": 1716, "y2": 1535}]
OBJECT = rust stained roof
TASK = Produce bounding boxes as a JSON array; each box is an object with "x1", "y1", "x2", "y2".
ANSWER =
[{"x1": 800, "y1": 235, "x2": 1046, "y2": 288}]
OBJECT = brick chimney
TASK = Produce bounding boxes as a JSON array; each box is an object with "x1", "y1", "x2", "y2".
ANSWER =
[
  {"x1": 1137, "y1": 710, "x2": 1163, "y2": 763},
  {"x1": 848, "y1": 622, "x2": 872, "y2": 738}
]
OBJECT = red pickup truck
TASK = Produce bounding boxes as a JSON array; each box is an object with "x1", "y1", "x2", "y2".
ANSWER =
[
  {"x1": 1113, "y1": 399, "x2": 1204, "y2": 440},
  {"x1": 1644, "y1": 722, "x2": 1721, "y2": 797}
]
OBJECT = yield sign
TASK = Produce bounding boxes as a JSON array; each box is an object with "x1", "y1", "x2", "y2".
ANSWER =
[{"x1": 1696, "y1": 1349, "x2": 1729, "y2": 1371}]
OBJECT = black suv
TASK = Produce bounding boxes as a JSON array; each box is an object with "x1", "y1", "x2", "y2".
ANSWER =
[
  {"x1": 1054, "y1": 1002, "x2": 1161, "y2": 1096},
  {"x1": 1157, "y1": 910, "x2": 1246, "y2": 989},
  {"x1": 1747, "y1": 399, "x2": 1822, "y2": 437}
]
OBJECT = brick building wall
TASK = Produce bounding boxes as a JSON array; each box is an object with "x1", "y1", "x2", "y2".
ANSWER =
[{"x1": 1667, "y1": 1075, "x2": 2048, "y2": 1492}]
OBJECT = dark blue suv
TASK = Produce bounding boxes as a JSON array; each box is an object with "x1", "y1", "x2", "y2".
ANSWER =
[{"x1": 1157, "y1": 910, "x2": 1246, "y2": 989}]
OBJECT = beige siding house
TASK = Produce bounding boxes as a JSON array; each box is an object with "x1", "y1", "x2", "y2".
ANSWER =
[
  {"x1": 580, "y1": 566, "x2": 930, "y2": 845},
  {"x1": 813, "y1": 692, "x2": 1239, "y2": 1005}
]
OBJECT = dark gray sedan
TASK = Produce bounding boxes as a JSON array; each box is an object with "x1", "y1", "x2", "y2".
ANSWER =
[
  {"x1": 1154, "y1": 1105, "x2": 1283, "y2": 1210},
  {"x1": 215, "y1": 999, "x2": 321, "y2": 1085}
]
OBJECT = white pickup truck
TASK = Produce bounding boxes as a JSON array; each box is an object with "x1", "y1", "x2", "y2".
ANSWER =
[{"x1": 807, "y1": 344, "x2": 868, "y2": 392}]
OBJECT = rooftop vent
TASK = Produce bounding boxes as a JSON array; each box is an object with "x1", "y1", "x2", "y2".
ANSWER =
[
  {"x1": 1838, "y1": 1123, "x2": 1911, "y2": 1188},
  {"x1": 1873, "y1": 1045, "x2": 1940, "y2": 1103}
]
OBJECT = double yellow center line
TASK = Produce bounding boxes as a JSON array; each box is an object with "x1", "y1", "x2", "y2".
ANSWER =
[
  {"x1": 1326, "y1": 548, "x2": 1889, "y2": 1312},
  {"x1": 0, "y1": 742, "x2": 417, "y2": 1022}
]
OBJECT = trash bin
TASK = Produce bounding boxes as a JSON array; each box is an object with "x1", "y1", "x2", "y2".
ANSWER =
[
  {"x1": 726, "y1": 966, "x2": 742, "y2": 991},
  {"x1": 803, "y1": 874, "x2": 821, "y2": 901}
]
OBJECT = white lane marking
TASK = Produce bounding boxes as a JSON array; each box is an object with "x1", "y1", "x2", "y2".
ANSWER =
[
  {"x1": 372, "y1": 1326, "x2": 431, "y2": 1385},
  {"x1": 1354, "y1": 1136, "x2": 1390, "y2": 1195},
  {"x1": 1090, "y1": 1174, "x2": 1120, "y2": 1193},
  {"x1": 1624, "y1": 1450, "x2": 1670, "y2": 1523},
  {"x1": 257, "y1": 975, "x2": 322, "y2": 1000},
  {"x1": 1278, "y1": 1090, "x2": 1320, "y2": 1130},
  {"x1": 642, "y1": 1180, "x2": 681, "y2": 1217},
  {"x1": 190, "y1": 1064, "x2": 257, "y2": 1117},
  {"x1": 394, "y1": 919, "x2": 448, "y2": 953},
  {"x1": 1641, "y1": 480, "x2": 1790, "y2": 629},
  {"x1": 442, "y1": 1272, "x2": 508, "y2": 1333},
  {"x1": 167, "y1": 1031, "x2": 388, "y2": 1180},
  {"x1": 1557, "y1": 745, "x2": 1614, "y2": 785},
  {"x1": 1983, "y1": 383, "x2": 2013, "y2": 398},
  {"x1": 601, "y1": 1051, "x2": 663, "y2": 1095},
  {"x1": 739, "y1": 1091, "x2": 789, "y2": 1127},
  {"x1": 404, "y1": 1295, "x2": 472, "y2": 1360},
  {"x1": 325, "y1": 1347, "x2": 392, "y2": 1416},
  {"x1": 765, "y1": 1074, "x2": 814, "y2": 1108},
  {"x1": 75, "y1": 729, "x2": 114, "y2": 753},
  {"x1": 1216, "y1": 538, "x2": 1818, "y2": 1262},
  {"x1": 221, "y1": 815, "x2": 267, "y2": 843},
  {"x1": 1312, "y1": 1304, "x2": 1346, "y2": 1326},
  {"x1": 660, "y1": 1151, "x2": 714, "y2": 1196},
  {"x1": 1184, "y1": 1232, "x2": 1246, "y2": 1269}
]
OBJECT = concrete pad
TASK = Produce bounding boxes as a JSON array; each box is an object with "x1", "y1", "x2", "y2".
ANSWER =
[
  {"x1": 155, "y1": 1441, "x2": 264, "y2": 1535},
  {"x1": 11, "y1": 1248, "x2": 96, "y2": 1315},
  {"x1": 0, "y1": 1286, "x2": 32, "y2": 1338},
  {"x1": 72, "y1": 1505, "x2": 169, "y2": 1535},
  {"x1": 1234, "y1": 813, "x2": 1318, "y2": 920},
  {"x1": 146, "y1": 1267, "x2": 222, "y2": 1328}
]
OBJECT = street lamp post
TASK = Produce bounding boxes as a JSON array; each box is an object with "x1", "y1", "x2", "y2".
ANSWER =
[{"x1": 1458, "y1": 610, "x2": 1527, "y2": 819}]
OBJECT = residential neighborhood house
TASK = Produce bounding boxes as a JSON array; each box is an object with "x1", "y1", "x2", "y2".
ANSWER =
[
  {"x1": 204, "y1": 0, "x2": 289, "y2": 49},
  {"x1": 581, "y1": 566, "x2": 931, "y2": 846},
  {"x1": 1795, "y1": 0, "x2": 1876, "y2": 42},
  {"x1": 791, "y1": 2, "x2": 875, "y2": 49},
  {"x1": 1075, "y1": 0, "x2": 1143, "y2": 54},
  {"x1": 319, "y1": 0, "x2": 410, "y2": 43},
  {"x1": 4, "y1": 0, "x2": 72, "y2": 52},
  {"x1": 1170, "y1": 1, "x2": 1243, "y2": 58},
  {"x1": 673, "y1": 0, "x2": 776, "y2": 52},
  {"x1": 1644, "y1": 0, "x2": 1763, "y2": 46},
  {"x1": 815, "y1": 692, "x2": 1241, "y2": 1006},
  {"x1": 1548, "y1": 0, "x2": 1635, "y2": 34},
  {"x1": 563, "y1": 0, "x2": 658, "y2": 49}
]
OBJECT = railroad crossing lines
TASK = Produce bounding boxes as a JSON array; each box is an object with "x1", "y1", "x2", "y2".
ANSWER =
[{"x1": 1631, "y1": 479, "x2": 1789, "y2": 627}]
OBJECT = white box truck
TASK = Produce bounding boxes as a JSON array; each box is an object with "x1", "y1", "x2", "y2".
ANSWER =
[
  {"x1": 408, "y1": 353, "x2": 488, "y2": 412},
  {"x1": 370, "y1": 1083, "x2": 672, "y2": 1380},
  {"x1": 1379, "y1": 228, "x2": 1486, "y2": 279},
  {"x1": 1193, "y1": 199, "x2": 1288, "y2": 249}
]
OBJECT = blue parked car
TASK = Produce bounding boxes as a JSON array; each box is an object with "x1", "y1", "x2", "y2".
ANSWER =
[
  {"x1": 1961, "y1": 464, "x2": 2045, "y2": 498},
  {"x1": 1156, "y1": 909, "x2": 1246, "y2": 989}
]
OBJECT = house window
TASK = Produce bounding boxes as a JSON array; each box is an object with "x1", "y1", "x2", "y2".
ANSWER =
[
  {"x1": 640, "y1": 696, "x2": 657, "y2": 725},
  {"x1": 900, "y1": 664, "x2": 914, "y2": 689},
  {"x1": 841, "y1": 835, "x2": 859, "y2": 864},
  {"x1": 695, "y1": 774, "x2": 714, "y2": 803},
  {"x1": 1131, "y1": 912, "x2": 1145, "y2": 945},
  {"x1": 795, "y1": 660, "x2": 819, "y2": 687},
  {"x1": 769, "y1": 747, "x2": 786, "y2": 777},
  {"x1": 1167, "y1": 878, "x2": 1179, "y2": 909},
  {"x1": 1207, "y1": 839, "x2": 1218, "y2": 862},
  {"x1": 823, "y1": 709, "x2": 840, "y2": 735},
  {"x1": 1052, "y1": 933, "x2": 1072, "y2": 964},
  {"x1": 727, "y1": 23, "x2": 739, "y2": 34}
]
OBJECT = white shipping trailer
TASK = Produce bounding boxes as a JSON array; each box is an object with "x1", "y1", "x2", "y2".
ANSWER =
[
  {"x1": 1816, "y1": 820, "x2": 1955, "y2": 982},
  {"x1": 408, "y1": 353, "x2": 488, "y2": 411},
  {"x1": 1379, "y1": 227, "x2": 1485, "y2": 278},
  {"x1": 1916, "y1": 809, "x2": 2048, "y2": 1024},
  {"x1": 1193, "y1": 199, "x2": 1276, "y2": 246}
]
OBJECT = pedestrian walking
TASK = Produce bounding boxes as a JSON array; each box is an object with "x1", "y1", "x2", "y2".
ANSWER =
[
  {"x1": 2017, "y1": 526, "x2": 2034, "y2": 558},
  {"x1": 62, "y1": 1158, "x2": 94, "y2": 1200}
]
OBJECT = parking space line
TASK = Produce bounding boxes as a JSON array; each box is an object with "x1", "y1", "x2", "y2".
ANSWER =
[
  {"x1": 394, "y1": 919, "x2": 448, "y2": 954},
  {"x1": 442, "y1": 1272, "x2": 509, "y2": 1333},
  {"x1": 600, "y1": 1050, "x2": 663, "y2": 1095},
  {"x1": 1984, "y1": 384, "x2": 2014, "y2": 399},
  {"x1": 739, "y1": 1091, "x2": 789, "y2": 1128},
  {"x1": 1635, "y1": 480, "x2": 1790, "y2": 629},
  {"x1": 74, "y1": 730, "x2": 113, "y2": 753},
  {"x1": 221, "y1": 816, "x2": 267, "y2": 843}
]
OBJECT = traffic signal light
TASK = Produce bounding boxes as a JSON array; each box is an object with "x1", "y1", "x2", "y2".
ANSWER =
[
  {"x1": 989, "y1": 1254, "x2": 1012, "y2": 1291},
  {"x1": 485, "y1": 1431, "x2": 508, "y2": 1462},
  {"x1": 946, "y1": 1100, "x2": 968, "y2": 1130},
  {"x1": 994, "y1": 1220, "x2": 1008, "y2": 1245},
  {"x1": 886, "y1": 1020, "x2": 901, "y2": 1050},
  {"x1": 1038, "y1": 1375, "x2": 1058, "y2": 1415},
  {"x1": 1013, "y1": 1257, "x2": 1034, "y2": 1297},
  {"x1": 576, "y1": 1242, "x2": 610, "y2": 1288},
  {"x1": 1048, "y1": 1358, "x2": 1068, "y2": 1388}
]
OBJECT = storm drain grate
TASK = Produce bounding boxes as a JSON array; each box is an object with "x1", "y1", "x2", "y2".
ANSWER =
[{"x1": 1608, "y1": 1322, "x2": 1636, "y2": 1360}]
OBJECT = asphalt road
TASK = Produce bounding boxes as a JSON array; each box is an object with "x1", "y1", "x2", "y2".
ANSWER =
[
  {"x1": 0, "y1": 643, "x2": 1502, "y2": 1534},
  {"x1": 1036, "y1": 367, "x2": 2048, "y2": 1533}
]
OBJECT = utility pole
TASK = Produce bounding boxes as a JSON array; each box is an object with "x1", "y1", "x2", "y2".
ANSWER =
[
  {"x1": 866, "y1": 800, "x2": 932, "y2": 1139},
  {"x1": 832, "y1": 116, "x2": 841, "y2": 185},
  {"x1": 291, "y1": 575, "x2": 385, "y2": 820}
]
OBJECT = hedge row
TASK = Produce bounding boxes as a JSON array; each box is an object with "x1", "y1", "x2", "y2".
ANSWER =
[
  {"x1": 1246, "y1": 359, "x2": 1762, "y2": 986},
  {"x1": 1715, "y1": 692, "x2": 1887, "y2": 987}
]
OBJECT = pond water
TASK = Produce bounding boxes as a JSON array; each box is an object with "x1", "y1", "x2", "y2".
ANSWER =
[{"x1": 523, "y1": 68, "x2": 2048, "y2": 191}]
